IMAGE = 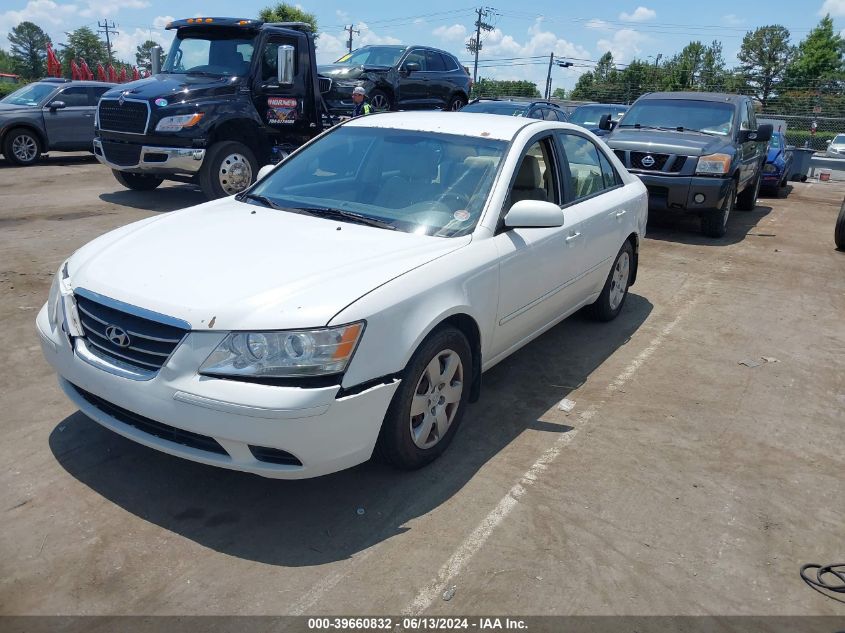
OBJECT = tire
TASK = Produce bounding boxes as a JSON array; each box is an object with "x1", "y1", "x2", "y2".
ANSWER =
[
  {"x1": 587, "y1": 240, "x2": 634, "y2": 322},
  {"x1": 199, "y1": 140, "x2": 258, "y2": 199},
  {"x1": 368, "y1": 89, "x2": 392, "y2": 112},
  {"x1": 3, "y1": 127, "x2": 41, "y2": 166},
  {"x1": 376, "y1": 326, "x2": 473, "y2": 470},
  {"x1": 701, "y1": 180, "x2": 736, "y2": 238},
  {"x1": 112, "y1": 170, "x2": 163, "y2": 191},
  {"x1": 835, "y1": 197, "x2": 845, "y2": 251},
  {"x1": 736, "y1": 170, "x2": 761, "y2": 211},
  {"x1": 447, "y1": 94, "x2": 467, "y2": 111},
  {"x1": 776, "y1": 177, "x2": 788, "y2": 199}
]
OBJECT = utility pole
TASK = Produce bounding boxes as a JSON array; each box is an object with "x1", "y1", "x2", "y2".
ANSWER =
[
  {"x1": 545, "y1": 53, "x2": 573, "y2": 100},
  {"x1": 466, "y1": 7, "x2": 494, "y2": 86},
  {"x1": 97, "y1": 19, "x2": 119, "y2": 64},
  {"x1": 345, "y1": 24, "x2": 360, "y2": 54}
]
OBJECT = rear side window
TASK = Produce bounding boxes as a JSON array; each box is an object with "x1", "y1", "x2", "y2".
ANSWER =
[
  {"x1": 441, "y1": 53, "x2": 459, "y2": 71},
  {"x1": 57, "y1": 87, "x2": 88, "y2": 107},
  {"x1": 528, "y1": 108, "x2": 545, "y2": 120},
  {"x1": 598, "y1": 151, "x2": 622, "y2": 188},
  {"x1": 558, "y1": 133, "x2": 608, "y2": 201},
  {"x1": 543, "y1": 108, "x2": 560, "y2": 121},
  {"x1": 425, "y1": 50, "x2": 445, "y2": 72}
]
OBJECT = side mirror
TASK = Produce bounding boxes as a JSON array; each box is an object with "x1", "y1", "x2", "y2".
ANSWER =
[
  {"x1": 598, "y1": 114, "x2": 612, "y2": 131},
  {"x1": 826, "y1": 139, "x2": 832, "y2": 145},
  {"x1": 277, "y1": 44, "x2": 295, "y2": 85},
  {"x1": 402, "y1": 62, "x2": 421, "y2": 74},
  {"x1": 48, "y1": 100, "x2": 66, "y2": 110},
  {"x1": 256, "y1": 164, "x2": 275, "y2": 181},
  {"x1": 750, "y1": 123, "x2": 773, "y2": 143},
  {"x1": 504, "y1": 199, "x2": 565, "y2": 229}
]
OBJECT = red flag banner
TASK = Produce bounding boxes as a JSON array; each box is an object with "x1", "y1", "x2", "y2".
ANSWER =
[
  {"x1": 132, "y1": 66, "x2": 140, "y2": 81},
  {"x1": 70, "y1": 59, "x2": 81, "y2": 80},
  {"x1": 118, "y1": 67, "x2": 127, "y2": 83},
  {"x1": 107, "y1": 64, "x2": 117, "y2": 83},
  {"x1": 97, "y1": 62, "x2": 106, "y2": 82},
  {"x1": 80, "y1": 60, "x2": 93, "y2": 80}
]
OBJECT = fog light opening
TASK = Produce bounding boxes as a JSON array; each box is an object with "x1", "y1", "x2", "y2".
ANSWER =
[{"x1": 694, "y1": 193, "x2": 706, "y2": 204}]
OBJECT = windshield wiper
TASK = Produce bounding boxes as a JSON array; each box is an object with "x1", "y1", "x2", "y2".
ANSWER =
[
  {"x1": 186, "y1": 70, "x2": 227, "y2": 78},
  {"x1": 293, "y1": 207, "x2": 397, "y2": 230},
  {"x1": 238, "y1": 193, "x2": 287, "y2": 209},
  {"x1": 681, "y1": 128, "x2": 722, "y2": 137},
  {"x1": 619, "y1": 124, "x2": 680, "y2": 132}
]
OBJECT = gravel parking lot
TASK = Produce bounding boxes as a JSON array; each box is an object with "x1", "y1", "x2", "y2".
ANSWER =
[{"x1": 1, "y1": 154, "x2": 843, "y2": 617}]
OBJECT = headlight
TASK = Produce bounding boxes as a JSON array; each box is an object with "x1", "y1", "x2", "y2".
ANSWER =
[
  {"x1": 155, "y1": 113, "x2": 204, "y2": 132},
  {"x1": 335, "y1": 79, "x2": 365, "y2": 88},
  {"x1": 199, "y1": 322, "x2": 365, "y2": 379},
  {"x1": 695, "y1": 153, "x2": 732, "y2": 176},
  {"x1": 763, "y1": 164, "x2": 777, "y2": 173}
]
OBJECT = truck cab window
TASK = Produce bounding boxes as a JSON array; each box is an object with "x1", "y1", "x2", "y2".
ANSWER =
[{"x1": 262, "y1": 40, "x2": 297, "y2": 82}]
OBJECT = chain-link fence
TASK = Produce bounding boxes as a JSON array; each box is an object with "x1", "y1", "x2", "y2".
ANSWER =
[{"x1": 759, "y1": 114, "x2": 844, "y2": 152}]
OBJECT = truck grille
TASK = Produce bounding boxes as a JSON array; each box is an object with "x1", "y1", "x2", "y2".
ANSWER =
[
  {"x1": 100, "y1": 140, "x2": 141, "y2": 166},
  {"x1": 631, "y1": 152, "x2": 669, "y2": 171},
  {"x1": 98, "y1": 98, "x2": 149, "y2": 134},
  {"x1": 318, "y1": 76, "x2": 332, "y2": 93},
  {"x1": 75, "y1": 291, "x2": 188, "y2": 372},
  {"x1": 70, "y1": 383, "x2": 227, "y2": 456}
]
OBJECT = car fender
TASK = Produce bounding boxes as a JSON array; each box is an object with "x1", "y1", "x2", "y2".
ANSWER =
[
  {"x1": 329, "y1": 237, "x2": 499, "y2": 389},
  {"x1": 0, "y1": 115, "x2": 47, "y2": 150}
]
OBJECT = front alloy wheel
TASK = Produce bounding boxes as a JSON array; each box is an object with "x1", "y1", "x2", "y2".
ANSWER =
[
  {"x1": 4, "y1": 128, "x2": 40, "y2": 166},
  {"x1": 410, "y1": 350, "x2": 464, "y2": 449}
]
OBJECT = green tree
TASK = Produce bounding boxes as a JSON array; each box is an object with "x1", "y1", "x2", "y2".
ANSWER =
[
  {"x1": 783, "y1": 15, "x2": 844, "y2": 89},
  {"x1": 59, "y1": 26, "x2": 107, "y2": 76},
  {"x1": 737, "y1": 25, "x2": 792, "y2": 108},
  {"x1": 8, "y1": 21, "x2": 50, "y2": 79},
  {"x1": 472, "y1": 78, "x2": 540, "y2": 98},
  {"x1": 0, "y1": 48, "x2": 15, "y2": 74},
  {"x1": 551, "y1": 87, "x2": 567, "y2": 99},
  {"x1": 135, "y1": 39, "x2": 165, "y2": 69},
  {"x1": 259, "y1": 3, "x2": 318, "y2": 33}
]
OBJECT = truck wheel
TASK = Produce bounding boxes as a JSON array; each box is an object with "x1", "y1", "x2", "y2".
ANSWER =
[
  {"x1": 3, "y1": 127, "x2": 41, "y2": 166},
  {"x1": 736, "y1": 171, "x2": 761, "y2": 211},
  {"x1": 199, "y1": 141, "x2": 258, "y2": 199},
  {"x1": 376, "y1": 326, "x2": 472, "y2": 470},
  {"x1": 587, "y1": 241, "x2": 633, "y2": 322},
  {"x1": 701, "y1": 181, "x2": 736, "y2": 238},
  {"x1": 369, "y1": 89, "x2": 392, "y2": 112},
  {"x1": 835, "y1": 197, "x2": 845, "y2": 251},
  {"x1": 112, "y1": 170, "x2": 163, "y2": 191}
]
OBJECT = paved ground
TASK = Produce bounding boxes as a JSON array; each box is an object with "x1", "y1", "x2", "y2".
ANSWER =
[{"x1": 1, "y1": 154, "x2": 843, "y2": 617}]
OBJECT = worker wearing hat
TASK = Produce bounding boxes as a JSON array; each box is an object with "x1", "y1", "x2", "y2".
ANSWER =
[{"x1": 351, "y1": 86, "x2": 372, "y2": 117}]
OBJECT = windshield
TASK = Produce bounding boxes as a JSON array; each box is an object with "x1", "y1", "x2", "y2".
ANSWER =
[
  {"x1": 1, "y1": 83, "x2": 55, "y2": 106},
  {"x1": 334, "y1": 46, "x2": 406, "y2": 67},
  {"x1": 162, "y1": 31, "x2": 254, "y2": 76},
  {"x1": 833, "y1": 134, "x2": 845, "y2": 144},
  {"x1": 769, "y1": 134, "x2": 781, "y2": 149},
  {"x1": 569, "y1": 104, "x2": 628, "y2": 126},
  {"x1": 461, "y1": 101, "x2": 528, "y2": 116},
  {"x1": 620, "y1": 99, "x2": 735, "y2": 135},
  {"x1": 249, "y1": 126, "x2": 506, "y2": 237}
]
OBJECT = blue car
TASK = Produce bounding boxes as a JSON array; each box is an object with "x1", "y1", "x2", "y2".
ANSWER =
[
  {"x1": 567, "y1": 103, "x2": 628, "y2": 136},
  {"x1": 762, "y1": 130, "x2": 793, "y2": 197}
]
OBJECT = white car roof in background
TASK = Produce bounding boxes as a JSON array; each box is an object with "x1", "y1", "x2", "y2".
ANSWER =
[{"x1": 344, "y1": 111, "x2": 539, "y2": 141}]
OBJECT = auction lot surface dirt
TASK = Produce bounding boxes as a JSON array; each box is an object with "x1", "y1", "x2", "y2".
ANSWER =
[{"x1": 1, "y1": 155, "x2": 843, "y2": 617}]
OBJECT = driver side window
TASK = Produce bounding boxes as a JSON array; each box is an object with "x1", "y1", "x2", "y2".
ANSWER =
[
  {"x1": 403, "y1": 50, "x2": 426, "y2": 70},
  {"x1": 262, "y1": 40, "x2": 297, "y2": 81}
]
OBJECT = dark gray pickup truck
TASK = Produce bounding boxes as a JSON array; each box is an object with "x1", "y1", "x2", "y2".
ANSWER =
[{"x1": 603, "y1": 92, "x2": 772, "y2": 237}]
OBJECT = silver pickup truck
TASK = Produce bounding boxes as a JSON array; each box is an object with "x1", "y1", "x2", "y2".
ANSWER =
[{"x1": 1, "y1": 78, "x2": 114, "y2": 166}]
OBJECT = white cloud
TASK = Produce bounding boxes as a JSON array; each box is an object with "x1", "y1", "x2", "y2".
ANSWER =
[
  {"x1": 722, "y1": 14, "x2": 744, "y2": 26},
  {"x1": 597, "y1": 28, "x2": 648, "y2": 63},
  {"x1": 315, "y1": 22, "x2": 401, "y2": 64},
  {"x1": 0, "y1": 0, "x2": 78, "y2": 47},
  {"x1": 585, "y1": 19, "x2": 611, "y2": 30},
  {"x1": 111, "y1": 26, "x2": 173, "y2": 64},
  {"x1": 78, "y1": 0, "x2": 149, "y2": 18},
  {"x1": 820, "y1": 0, "x2": 845, "y2": 16},
  {"x1": 619, "y1": 6, "x2": 656, "y2": 22},
  {"x1": 152, "y1": 15, "x2": 173, "y2": 30},
  {"x1": 433, "y1": 24, "x2": 467, "y2": 42}
]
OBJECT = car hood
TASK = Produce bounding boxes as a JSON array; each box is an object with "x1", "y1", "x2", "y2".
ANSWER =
[
  {"x1": 100, "y1": 73, "x2": 240, "y2": 104},
  {"x1": 766, "y1": 146, "x2": 783, "y2": 163},
  {"x1": 67, "y1": 198, "x2": 470, "y2": 331},
  {"x1": 0, "y1": 103, "x2": 35, "y2": 114},
  {"x1": 317, "y1": 64, "x2": 391, "y2": 80},
  {"x1": 606, "y1": 128, "x2": 728, "y2": 156}
]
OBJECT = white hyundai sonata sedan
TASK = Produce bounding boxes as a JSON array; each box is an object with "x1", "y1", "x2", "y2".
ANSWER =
[{"x1": 37, "y1": 112, "x2": 647, "y2": 479}]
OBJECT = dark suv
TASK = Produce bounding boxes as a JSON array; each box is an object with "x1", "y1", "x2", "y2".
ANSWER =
[
  {"x1": 319, "y1": 45, "x2": 471, "y2": 114},
  {"x1": 461, "y1": 98, "x2": 567, "y2": 120},
  {"x1": 0, "y1": 78, "x2": 114, "y2": 166},
  {"x1": 604, "y1": 92, "x2": 772, "y2": 237}
]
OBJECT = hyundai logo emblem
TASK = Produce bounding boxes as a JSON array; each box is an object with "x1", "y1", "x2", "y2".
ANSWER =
[
  {"x1": 105, "y1": 324, "x2": 131, "y2": 348},
  {"x1": 641, "y1": 155, "x2": 656, "y2": 167}
]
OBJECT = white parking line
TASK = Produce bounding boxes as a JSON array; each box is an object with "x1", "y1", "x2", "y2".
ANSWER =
[{"x1": 404, "y1": 289, "x2": 708, "y2": 615}]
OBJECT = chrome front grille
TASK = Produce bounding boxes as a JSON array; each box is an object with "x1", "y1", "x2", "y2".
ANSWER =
[
  {"x1": 98, "y1": 98, "x2": 150, "y2": 134},
  {"x1": 74, "y1": 290, "x2": 188, "y2": 372}
]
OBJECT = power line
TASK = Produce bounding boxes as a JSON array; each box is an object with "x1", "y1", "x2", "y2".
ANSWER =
[
  {"x1": 344, "y1": 24, "x2": 360, "y2": 53},
  {"x1": 97, "y1": 19, "x2": 118, "y2": 64},
  {"x1": 467, "y1": 6, "x2": 495, "y2": 85}
]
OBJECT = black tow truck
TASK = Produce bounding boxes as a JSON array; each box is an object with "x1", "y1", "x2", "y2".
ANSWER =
[{"x1": 93, "y1": 17, "x2": 333, "y2": 199}]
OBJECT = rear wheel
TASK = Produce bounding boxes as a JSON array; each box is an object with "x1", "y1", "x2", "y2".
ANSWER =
[
  {"x1": 587, "y1": 241, "x2": 633, "y2": 321},
  {"x1": 447, "y1": 94, "x2": 467, "y2": 111},
  {"x1": 199, "y1": 140, "x2": 258, "y2": 199},
  {"x1": 376, "y1": 326, "x2": 472, "y2": 470},
  {"x1": 701, "y1": 181, "x2": 736, "y2": 238},
  {"x1": 835, "y1": 197, "x2": 845, "y2": 251},
  {"x1": 112, "y1": 170, "x2": 163, "y2": 191},
  {"x1": 3, "y1": 127, "x2": 40, "y2": 166}
]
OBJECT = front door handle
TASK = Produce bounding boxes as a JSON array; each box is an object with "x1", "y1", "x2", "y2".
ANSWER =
[
  {"x1": 565, "y1": 232, "x2": 581, "y2": 242},
  {"x1": 615, "y1": 209, "x2": 627, "y2": 218}
]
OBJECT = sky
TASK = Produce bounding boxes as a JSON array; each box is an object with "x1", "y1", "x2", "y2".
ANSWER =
[{"x1": 1, "y1": 0, "x2": 844, "y2": 91}]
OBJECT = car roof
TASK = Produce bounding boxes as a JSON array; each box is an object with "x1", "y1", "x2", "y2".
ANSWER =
[
  {"x1": 470, "y1": 99, "x2": 560, "y2": 108},
  {"x1": 344, "y1": 111, "x2": 560, "y2": 141},
  {"x1": 638, "y1": 91, "x2": 746, "y2": 104}
]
